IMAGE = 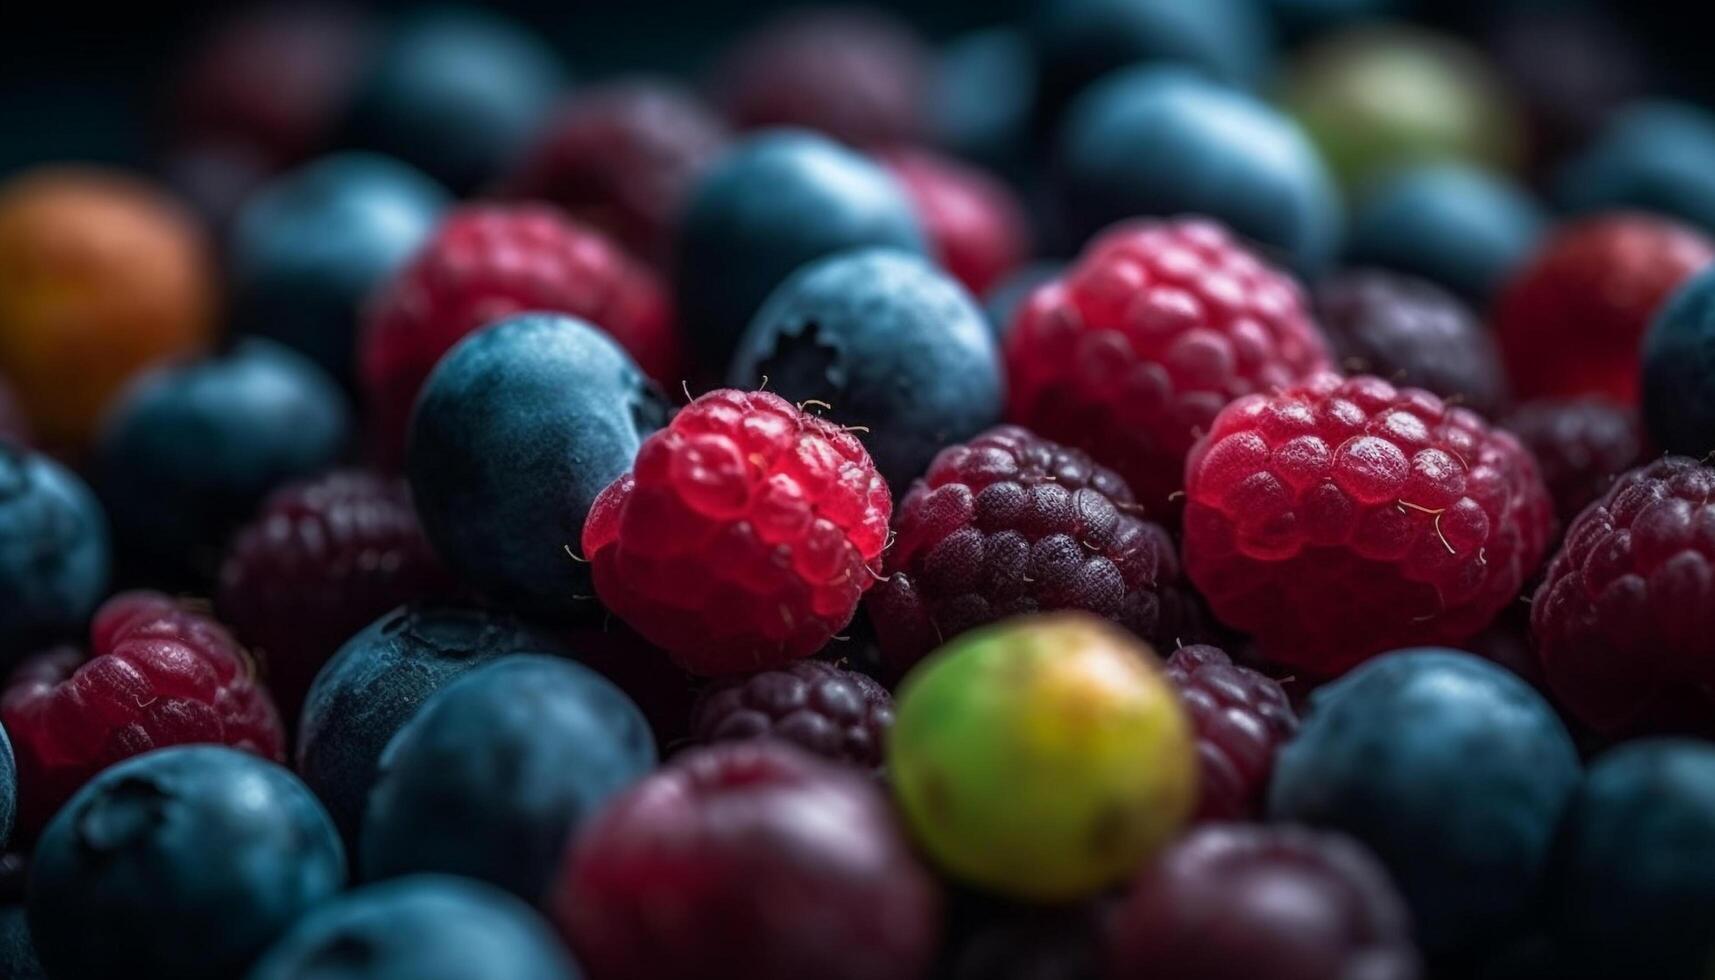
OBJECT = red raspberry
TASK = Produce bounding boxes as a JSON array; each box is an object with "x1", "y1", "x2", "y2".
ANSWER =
[
  {"x1": 1183, "y1": 373, "x2": 1555, "y2": 676},
  {"x1": 1163, "y1": 645, "x2": 1298, "y2": 822},
  {"x1": 1501, "y1": 397, "x2": 1649, "y2": 527},
  {"x1": 215, "y1": 470, "x2": 453, "y2": 727},
  {"x1": 1532, "y1": 456, "x2": 1715, "y2": 736},
  {"x1": 1495, "y1": 213, "x2": 1714, "y2": 404},
  {"x1": 879, "y1": 148, "x2": 1029, "y2": 297},
  {"x1": 690, "y1": 659, "x2": 892, "y2": 771},
  {"x1": 360, "y1": 204, "x2": 679, "y2": 467},
  {"x1": 865, "y1": 425, "x2": 1198, "y2": 679},
  {"x1": 499, "y1": 80, "x2": 729, "y2": 269},
  {"x1": 1005, "y1": 218, "x2": 1332, "y2": 519},
  {"x1": 583, "y1": 389, "x2": 891, "y2": 676},
  {"x1": 3, "y1": 591, "x2": 284, "y2": 834}
]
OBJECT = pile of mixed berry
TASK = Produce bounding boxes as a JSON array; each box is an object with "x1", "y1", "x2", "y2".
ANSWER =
[{"x1": 3, "y1": 1, "x2": 1715, "y2": 977}]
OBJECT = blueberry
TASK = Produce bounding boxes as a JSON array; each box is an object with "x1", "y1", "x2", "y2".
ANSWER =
[
  {"x1": 1549, "y1": 739, "x2": 1715, "y2": 979},
  {"x1": 1346, "y1": 163, "x2": 1547, "y2": 303},
  {"x1": 0, "y1": 905, "x2": 42, "y2": 980},
  {"x1": 0, "y1": 446, "x2": 108, "y2": 660},
  {"x1": 1642, "y1": 264, "x2": 1715, "y2": 456},
  {"x1": 298, "y1": 604, "x2": 568, "y2": 846},
  {"x1": 1557, "y1": 101, "x2": 1715, "y2": 236},
  {"x1": 0, "y1": 724, "x2": 12, "y2": 849},
  {"x1": 94, "y1": 338, "x2": 351, "y2": 578},
  {"x1": 933, "y1": 28, "x2": 1038, "y2": 187},
  {"x1": 28, "y1": 745, "x2": 345, "y2": 980},
  {"x1": 407, "y1": 314, "x2": 667, "y2": 620},
  {"x1": 731, "y1": 249, "x2": 1003, "y2": 490},
  {"x1": 249, "y1": 875, "x2": 579, "y2": 980},
  {"x1": 362, "y1": 655, "x2": 656, "y2": 903},
  {"x1": 982, "y1": 261, "x2": 1063, "y2": 339},
  {"x1": 678, "y1": 130, "x2": 926, "y2": 371},
  {"x1": 1269, "y1": 649, "x2": 1581, "y2": 955},
  {"x1": 229, "y1": 153, "x2": 448, "y2": 386},
  {"x1": 1054, "y1": 68, "x2": 1340, "y2": 274}
]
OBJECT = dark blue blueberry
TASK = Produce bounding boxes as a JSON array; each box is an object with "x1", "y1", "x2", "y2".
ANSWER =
[
  {"x1": 362, "y1": 654, "x2": 655, "y2": 903},
  {"x1": 933, "y1": 28, "x2": 1038, "y2": 188},
  {"x1": 730, "y1": 249, "x2": 1003, "y2": 491},
  {"x1": 1346, "y1": 164, "x2": 1547, "y2": 303},
  {"x1": 982, "y1": 261, "x2": 1064, "y2": 340},
  {"x1": 1269, "y1": 649, "x2": 1581, "y2": 956},
  {"x1": 1642, "y1": 266, "x2": 1715, "y2": 457},
  {"x1": 677, "y1": 130, "x2": 927, "y2": 372},
  {"x1": 342, "y1": 7, "x2": 566, "y2": 195},
  {"x1": 1054, "y1": 68, "x2": 1341, "y2": 274},
  {"x1": 1549, "y1": 739, "x2": 1715, "y2": 980},
  {"x1": 1557, "y1": 101, "x2": 1715, "y2": 236},
  {"x1": 28, "y1": 745, "x2": 344, "y2": 980},
  {"x1": 407, "y1": 314, "x2": 667, "y2": 620},
  {"x1": 94, "y1": 338, "x2": 351, "y2": 578},
  {"x1": 0, "y1": 446, "x2": 108, "y2": 660},
  {"x1": 297, "y1": 603, "x2": 569, "y2": 845},
  {"x1": 229, "y1": 153, "x2": 449, "y2": 386},
  {"x1": 0, "y1": 723, "x2": 13, "y2": 850},
  {"x1": 0, "y1": 906, "x2": 43, "y2": 980},
  {"x1": 248, "y1": 875, "x2": 579, "y2": 980}
]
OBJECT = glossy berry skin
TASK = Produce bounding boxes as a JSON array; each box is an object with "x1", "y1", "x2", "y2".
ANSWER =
[
  {"x1": 362, "y1": 655, "x2": 656, "y2": 904},
  {"x1": 890, "y1": 615, "x2": 1196, "y2": 902},
  {"x1": 28, "y1": 745, "x2": 344, "y2": 980},
  {"x1": 249, "y1": 875, "x2": 579, "y2": 980},
  {"x1": 1183, "y1": 373, "x2": 1554, "y2": 676},
  {"x1": 1269, "y1": 650, "x2": 1581, "y2": 955},
  {"x1": 731, "y1": 249, "x2": 1002, "y2": 491},
  {"x1": 407, "y1": 315, "x2": 667, "y2": 620},
  {"x1": 1107, "y1": 824, "x2": 1421, "y2": 980},
  {"x1": 216, "y1": 470, "x2": 452, "y2": 727},
  {"x1": 1163, "y1": 645, "x2": 1297, "y2": 822},
  {"x1": 1315, "y1": 270, "x2": 1507, "y2": 419},
  {"x1": 866, "y1": 425, "x2": 1197, "y2": 679},
  {"x1": 1549, "y1": 740, "x2": 1715, "y2": 980},
  {"x1": 677, "y1": 131, "x2": 926, "y2": 371},
  {"x1": 0, "y1": 724, "x2": 13, "y2": 850},
  {"x1": 690, "y1": 660, "x2": 891, "y2": 771},
  {"x1": 1643, "y1": 266, "x2": 1715, "y2": 457},
  {"x1": 1531, "y1": 457, "x2": 1715, "y2": 736},
  {"x1": 1557, "y1": 102, "x2": 1715, "y2": 236},
  {"x1": 500, "y1": 80, "x2": 729, "y2": 268},
  {"x1": 1501, "y1": 398, "x2": 1647, "y2": 526},
  {"x1": 1495, "y1": 213, "x2": 1714, "y2": 404},
  {"x1": 362, "y1": 205, "x2": 677, "y2": 467},
  {"x1": 554, "y1": 740, "x2": 940, "y2": 980},
  {"x1": 879, "y1": 148, "x2": 1030, "y2": 297},
  {"x1": 0, "y1": 446, "x2": 109, "y2": 662},
  {"x1": 1053, "y1": 68, "x2": 1340, "y2": 274},
  {"x1": 1006, "y1": 218, "x2": 1332, "y2": 519},
  {"x1": 230, "y1": 153, "x2": 448, "y2": 386},
  {"x1": 297, "y1": 604, "x2": 568, "y2": 844},
  {"x1": 2, "y1": 591, "x2": 285, "y2": 835}
]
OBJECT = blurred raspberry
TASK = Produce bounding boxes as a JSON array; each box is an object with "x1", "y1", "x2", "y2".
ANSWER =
[
  {"x1": 1501, "y1": 398, "x2": 1649, "y2": 526},
  {"x1": 879, "y1": 148, "x2": 1030, "y2": 297},
  {"x1": 1164, "y1": 644, "x2": 1297, "y2": 822},
  {"x1": 690, "y1": 659, "x2": 892, "y2": 770}
]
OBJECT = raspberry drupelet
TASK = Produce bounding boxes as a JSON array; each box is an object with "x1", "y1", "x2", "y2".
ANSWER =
[
  {"x1": 879, "y1": 148, "x2": 1030, "y2": 297},
  {"x1": 583, "y1": 389, "x2": 891, "y2": 676},
  {"x1": 359, "y1": 203, "x2": 678, "y2": 466},
  {"x1": 1501, "y1": 397, "x2": 1648, "y2": 527},
  {"x1": 1005, "y1": 217, "x2": 1332, "y2": 519},
  {"x1": 690, "y1": 659, "x2": 892, "y2": 771},
  {"x1": 866, "y1": 425, "x2": 1199, "y2": 679},
  {"x1": 1163, "y1": 645, "x2": 1298, "y2": 822},
  {"x1": 3, "y1": 591, "x2": 284, "y2": 834},
  {"x1": 1182, "y1": 373, "x2": 1555, "y2": 676}
]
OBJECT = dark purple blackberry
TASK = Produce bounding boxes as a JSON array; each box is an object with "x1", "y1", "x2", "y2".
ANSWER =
[
  {"x1": 866, "y1": 425, "x2": 1198, "y2": 679},
  {"x1": 1501, "y1": 397, "x2": 1648, "y2": 526},
  {"x1": 1316, "y1": 269, "x2": 1508, "y2": 419},
  {"x1": 1163, "y1": 645, "x2": 1298, "y2": 822},
  {"x1": 689, "y1": 660, "x2": 893, "y2": 771},
  {"x1": 216, "y1": 470, "x2": 453, "y2": 726}
]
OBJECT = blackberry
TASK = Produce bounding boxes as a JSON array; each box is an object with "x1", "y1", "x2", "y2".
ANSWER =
[
  {"x1": 1163, "y1": 644, "x2": 1297, "y2": 822},
  {"x1": 690, "y1": 660, "x2": 892, "y2": 771}
]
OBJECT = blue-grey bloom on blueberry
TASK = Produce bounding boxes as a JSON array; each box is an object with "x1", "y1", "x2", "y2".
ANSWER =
[{"x1": 0, "y1": 446, "x2": 108, "y2": 662}]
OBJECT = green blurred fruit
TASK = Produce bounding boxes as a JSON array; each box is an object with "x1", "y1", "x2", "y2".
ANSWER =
[{"x1": 889, "y1": 613, "x2": 1196, "y2": 902}]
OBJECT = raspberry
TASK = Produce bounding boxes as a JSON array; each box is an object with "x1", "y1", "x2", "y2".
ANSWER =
[
  {"x1": 1315, "y1": 269, "x2": 1507, "y2": 418},
  {"x1": 360, "y1": 204, "x2": 678, "y2": 466},
  {"x1": 689, "y1": 659, "x2": 892, "y2": 771},
  {"x1": 216, "y1": 470, "x2": 453, "y2": 727},
  {"x1": 500, "y1": 80, "x2": 729, "y2": 268},
  {"x1": 1005, "y1": 218, "x2": 1332, "y2": 518},
  {"x1": 879, "y1": 148, "x2": 1030, "y2": 297},
  {"x1": 1532, "y1": 456, "x2": 1715, "y2": 735},
  {"x1": 1183, "y1": 373, "x2": 1555, "y2": 676},
  {"x1": 2, "y1": 591, "x2": 284, "y2": 834},
  {"x1": 1163, "y1": 645, "x2": 1298, "y2": 822},
  {"x1": 1495, "y1": 213, "x2": 1714, "y2": 403},
  {"x1": 1501, "y1": 398, "x2": 1648, "y2": 526},
  {"x1": 865, "y1": 425, "x2": 1198, "y2": 679},
  {"x1": 583, "y1": 389, "x2": 891, "y2": 676}
]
